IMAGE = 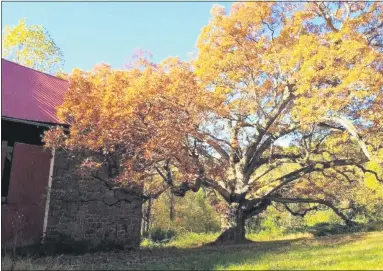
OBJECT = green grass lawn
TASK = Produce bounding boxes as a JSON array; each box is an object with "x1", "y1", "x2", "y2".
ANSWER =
[{"x1": 3, "y1": 231, "x2": 383, "y2": 270}]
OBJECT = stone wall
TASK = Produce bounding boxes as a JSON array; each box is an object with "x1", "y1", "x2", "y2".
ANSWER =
[{"x1": 44, "y1": 151, "x2": 142, "y2": 253}]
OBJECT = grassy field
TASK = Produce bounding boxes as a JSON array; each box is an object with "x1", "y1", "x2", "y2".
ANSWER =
[{"x1": 2, "y1": 231, "x2": 383, "y2": 270}]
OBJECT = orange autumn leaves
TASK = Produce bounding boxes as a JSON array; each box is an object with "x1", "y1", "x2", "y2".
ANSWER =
[
  {"x1": 195, "y1": 2, "x2": 382, "y2": 129},
  {"x1": 44, "y1": 2, "x2": 382, "y2": 195},
  {"x1": 44, "y1": 57, "x2": 223, "y2": 184}
]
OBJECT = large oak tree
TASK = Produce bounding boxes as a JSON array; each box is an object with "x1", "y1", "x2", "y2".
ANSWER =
[{"x1": 45, "y1": 2, "x2": 383, "y2": 243}]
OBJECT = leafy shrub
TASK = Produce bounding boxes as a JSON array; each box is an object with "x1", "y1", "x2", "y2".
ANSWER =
[
  {"x1": 307, "y1": 223, "x2": 362, "y2": 237},
  {"x1": 363, "y1": 221, "x2": 383, "y2": 232},
  {"x1": 150, "y1": 190, "x2": 221, "y2": 234},
  {"x1": 246, "y1": 205, "x2": 307, "y2": 235},
  {"x1": 148, "y1": 228, "x2": 176, "y2": 243}
]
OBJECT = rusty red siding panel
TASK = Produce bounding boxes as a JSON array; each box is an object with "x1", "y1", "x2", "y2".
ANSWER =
[{"x1": 1, "y1": 143, "x2": 52, "y2": 247}]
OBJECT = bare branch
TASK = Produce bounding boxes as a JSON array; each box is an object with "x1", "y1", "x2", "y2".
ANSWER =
[
  {"x1": 244, "y1": 125, "x2": 298, "y2": 178},
  {"x1": 204, "y1": 178, "x2": 231, "y2": 203},
  {"x1": 283, "y1": 203, "x2": 320, "y2": 217},
  {"x1": 317, "y1": 2, "x2": 339, "y2": 32},
  {"x1": 243, "y1": 198, "x2": 272, "y2": 219},
  {"x1": 355, "y1": 164, "x2": 383, "y2": 183},
  {"x1": 192, "y1": 131, "x2": 230, "y2": 160},
  {"x1": 265, "y1": 159, "x2": 362, "y2": 195},
  {"x1": 154, "y1": 166, "x2": 169, "y2": 184},
  {"x1": 265, "y1": 196, "x2": 356, "y2": 226}
]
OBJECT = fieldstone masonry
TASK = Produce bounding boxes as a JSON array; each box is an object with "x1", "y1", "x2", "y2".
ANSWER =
[{"x1": 44, "y1": 151, "x2": 142, "y2": 253}]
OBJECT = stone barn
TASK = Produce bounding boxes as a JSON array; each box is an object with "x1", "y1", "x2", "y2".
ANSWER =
[{"x1": 1, "y1": 59, "x2": 142, "y2": 253}]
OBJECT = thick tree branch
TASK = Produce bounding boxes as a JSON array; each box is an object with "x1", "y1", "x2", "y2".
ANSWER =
[
  {"x1": 255, "y1": 153, "x2": 302, "y2": 168},
  {"x1": 355, "y1": 164, "x2": 383, "y2": 183},
  {"x1": 142, "y1": 185, "x2": 169, "y2": 203},
  {"x1": 204, "y1": 178, "x2": 231, "y2": 203},
  {"x1": 265, "y1": 159, "x2": 362, "y2": 196},
  {"x1": 283, "y1": 203, "x2": 320, "y2": 217},
  {"x1": 322, "y1": 116, "x2": 371, "y2": 160},
  {"x1": 154, "y1": 157, "x2": 231, "y2": 202},
  {"x1": 317, "y1": 2, "x2": 339, "y2": 33},
  {"x1": 244, "y1": 86, "x2": 294, "y2": 169},
  {"x1": 229, "y1": 119, "x2": 243, "y2": 164},
  {"x1": 243, "y1": 198, "x2": 272, "y2": 220},
  {"x1": 244, "y1": 125, "x2": 297, "y2": 179},
  {"x1": 265, "y1": 196, "x2": 356, "y2": 226},
  {"x1": 191, "y1": 131, "x2": 230, "y2": 160}
]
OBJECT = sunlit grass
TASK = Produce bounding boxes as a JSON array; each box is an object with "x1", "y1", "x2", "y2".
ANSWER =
[
  {"x1": 140, "y1": 231, "x2": 314, "y2": 248},
  {"x1": 214, "y1": 232, "x2": 383, "y2": 270},
  {"x1": 247, "y1": 231, "x2": 314, "y2": 242},
  {"x1": 141, "y1": 232, "x2": 219, "y2": 248},
  {"x1": 140, "y1": 231, "x2": 383, "y2": 270}
]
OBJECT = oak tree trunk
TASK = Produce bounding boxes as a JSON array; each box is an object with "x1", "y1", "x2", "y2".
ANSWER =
[
  {"x1": 169, "y1": 191, "x2": 175, "y2": 221},
  {"x1": 215, "y1": 204, "x2": 247, "y2": 244}
]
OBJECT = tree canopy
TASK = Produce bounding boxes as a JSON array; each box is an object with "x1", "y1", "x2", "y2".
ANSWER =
[
  {"x1": 44, "y1": 2, "x2": 383, "y2": 243},
  {"x1": 2, "y1": 18, "x2": 64, "y2": 74}
]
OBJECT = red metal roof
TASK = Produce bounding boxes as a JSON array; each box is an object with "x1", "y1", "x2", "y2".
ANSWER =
[{"x1": 1, "y1": 59, "x2": 69, "y2": 124}]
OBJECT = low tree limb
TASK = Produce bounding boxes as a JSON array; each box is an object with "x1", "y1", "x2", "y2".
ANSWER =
[
  {"x1": 322, "y1": 116, "x2": 371, "y2": 160},
  {"x1": 283, "y1": 203, "x2": 320, "y2": 217},
  {"x1": 265, "y1": 196, "x2": 357, "y2": 226}
]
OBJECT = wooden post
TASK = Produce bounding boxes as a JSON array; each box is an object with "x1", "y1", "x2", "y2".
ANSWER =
[
  {"x1": 42, "y1": 149, "x2": 55, "y2": 244},
  {"x1": 2, "y1": 141, "x2": 8, "y2": 176}
]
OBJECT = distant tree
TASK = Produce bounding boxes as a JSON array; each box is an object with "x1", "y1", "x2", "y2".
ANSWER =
[
  {"x1": 2, "y1": 18, "x2": 64, "y2": 74},
  {"x1": 44, "y1": 2, "x2": 382, "y2": 244},
  {"x1": 150, "y1": 189, "x2": 221, "y2": 234}
]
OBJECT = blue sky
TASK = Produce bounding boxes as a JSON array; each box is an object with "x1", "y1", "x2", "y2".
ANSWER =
[{"x1": 2, "y1": 1, "x2": 232, "y2": 73}]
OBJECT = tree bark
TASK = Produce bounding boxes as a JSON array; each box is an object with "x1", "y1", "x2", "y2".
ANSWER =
[
  {"x1": 143, "y1": 197, "x2": 152, "y2": 234},
  {"x1": 169, "y1": 191, "x2": 175, "y2": 222},
  {"x1": 215, "y1": 203, "x2": 247, "y2": 244}
]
